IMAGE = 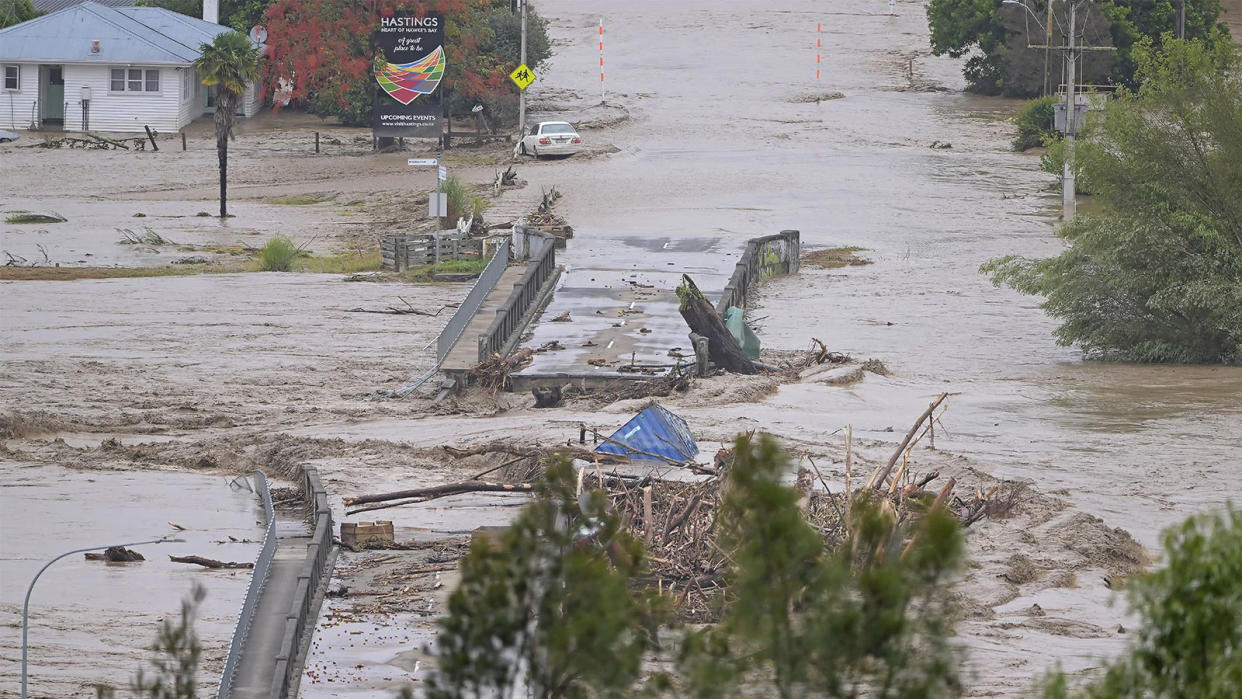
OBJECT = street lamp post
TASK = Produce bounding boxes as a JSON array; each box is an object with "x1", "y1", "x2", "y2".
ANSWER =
[{"x1": 21, "y1": 537, "x2": 183, "y2": 699}]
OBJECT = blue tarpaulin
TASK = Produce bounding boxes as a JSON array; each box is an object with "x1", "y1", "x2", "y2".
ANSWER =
[{"x1": 594, "y1": 403, "x2": 699, "y2": 462}]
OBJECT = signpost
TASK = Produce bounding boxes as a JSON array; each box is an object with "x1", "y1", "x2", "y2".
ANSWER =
[{"x1": 409, "y1": 154, "x2": 447, "y2": 261}]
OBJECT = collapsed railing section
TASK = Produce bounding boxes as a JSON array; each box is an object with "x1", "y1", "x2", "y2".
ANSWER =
[
  {"x1": 216, "y1": 471, "x2": 276, "y2": 699},
  {"x1": 478, "y1": 230, "x2": 558, "y2": 362},
  {"x1": 715, "y1": 229, "x2": 801, "y2": 315},
  {"x1": 271, "y1": 467, "x2": 334, "y2": 699},
  {"x1": 436, "y1": 243, "x2": 513, "y2": 363}
]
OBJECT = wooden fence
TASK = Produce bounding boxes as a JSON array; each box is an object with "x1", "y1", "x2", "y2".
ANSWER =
[{"x1": 381, "y1": 232, "x2": 482, "y2": 271}]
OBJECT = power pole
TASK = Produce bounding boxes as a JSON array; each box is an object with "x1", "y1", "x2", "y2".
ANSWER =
[
  {"x1": 1063, "y1": 3, "x2": 1077, "y2": 220},
  {"x1": 1044, "y1": 0, "x2": 1054, "y2": 95},
  {"x1": 1011, "y1": 0, "x2": 1113, "y2": 219},
  {"x1": 518, "y1": 0, "x2": 528, "y2": 139},
  {"x1": 1177, "y1": 0, "x2": 1186, "y2": 39}
]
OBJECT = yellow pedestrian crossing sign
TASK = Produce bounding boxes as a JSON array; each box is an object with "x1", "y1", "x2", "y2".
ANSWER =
[{"x1": 509, "y1": 64, "x2": 537, "y2": 91}]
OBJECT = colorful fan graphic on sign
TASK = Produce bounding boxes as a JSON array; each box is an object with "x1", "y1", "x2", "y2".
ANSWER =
[{"x1": 375, "y1": 46, "x2": 445, "y2": 105}]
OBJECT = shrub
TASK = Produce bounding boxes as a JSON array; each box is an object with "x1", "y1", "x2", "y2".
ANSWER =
[
  {"x1": 256, "y1": 235, "x2": 301, "y2": 272},
  {"x1": 438, "y1": 176, "x2": 488, "y2": 226},
  {"x1": 1013, "y1": 95, "x2": 1059, "y2": 151},
  {"x1": 1042, "y1": 507, "x2": 1242, "y2": 697}
]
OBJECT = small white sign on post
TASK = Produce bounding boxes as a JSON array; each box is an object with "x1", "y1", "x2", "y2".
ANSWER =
[
  {"x1": 428, "y1": 192, "x2": 449, "y2": 218},
  {"x1": 438, "y1": 166, "x2": 447, "y2": 181},
  {"x1": 407, "y1": 158, "x2": 437, "y2": 166}
]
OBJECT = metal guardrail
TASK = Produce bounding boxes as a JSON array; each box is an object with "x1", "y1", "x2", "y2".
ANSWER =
[
  {"x1": 216, "y1": 471, "x2": 276, "y2": 699},
  {"x1": 716, "y1": 229, "x2": 801, "y2": 315},
  {"x1": 271, "y1": 467, "x2": 334, "y2": 699},
  {"x1": 436, "y1": 242, "x2": 512, "y2": 363},
  {"x1": 478, "y1": 233, "x2": 557, "y2": 362}
]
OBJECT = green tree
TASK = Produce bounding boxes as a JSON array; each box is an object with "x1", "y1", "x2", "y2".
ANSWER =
[
  {"x1": 985, "y1": 38, "x2": 1242, "y2": 363},
  {"x1": 1042, "y1": 507, "x2": 1242, "y2": 697},
  {"x1": 135, "y1": 1, "x2": 274, "y2": 33},
  {"x1": 1013, "y1": 95, "x2": 1059, "y2": 150},
  {"x1": 427, "y1": 460, "x2": 667, "y2": 699},
  {"x1": 194, "y1": 31, "x2": 261, "y2": 218},
  {"x1": 927, "y1": 1, "x2": 1229, "y2": 96},
  {"x1": 0, "y1": 0, "x2": 40, "y2": 29},
  {"x1": 679, "y1": 435, "x2": 964, "y2": 699}
]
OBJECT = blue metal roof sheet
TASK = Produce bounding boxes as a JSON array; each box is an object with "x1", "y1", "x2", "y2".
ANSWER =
[
  {"x1": 0, "y1": 1, "x2": 231, "y2": 65},
  {"x1": 595, "y1": 404, "x2": 699, "y2": 463}
]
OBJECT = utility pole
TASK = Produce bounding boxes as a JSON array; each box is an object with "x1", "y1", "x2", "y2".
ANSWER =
[
  {"x1": 1063, "y1": 3, "x2": 1077, "y2": 220},
  {"x1": 1177, "y1": 0, "x2": 1186, "y2": 39},
  {"x1": 518, "y1": 0, "x2": 528, "y2": 139},
  {"x1": 1044, "y1": 0, "x2": 1054, "y2": 95}
]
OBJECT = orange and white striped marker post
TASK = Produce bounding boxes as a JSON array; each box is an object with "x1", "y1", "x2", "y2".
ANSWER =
[
  {"x1": 599, "y1": 18, "x2": 605, "y2": 102},
  {"x1": 816, "y1": 23, "x2": 822, "y2": 80}
]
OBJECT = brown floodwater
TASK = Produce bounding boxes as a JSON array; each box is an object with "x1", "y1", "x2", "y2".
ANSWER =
[
  {"x1": 508, "y1": 0, "x2": 1242, "y2": 691},
  {"x1": 0, "y1": 463, "x2": 265, "y2": 697},
  {"x1": 524, "y1": 0, "x2": 1242, "y2": 547}
]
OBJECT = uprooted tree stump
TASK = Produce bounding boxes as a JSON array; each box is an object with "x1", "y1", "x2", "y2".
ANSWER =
[
  {"x1": 84, "y1": 546, "x2": 145, "y2": 562},
  {"x1": 676, "y1": 274, "x2": 766, "y2": 374}
]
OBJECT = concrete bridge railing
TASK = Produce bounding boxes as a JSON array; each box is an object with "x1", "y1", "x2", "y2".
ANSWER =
[
  {"x1": 270, "y1": 467, "x2": 333, "y2": 699},
  {"x1": 478, "y1": 228, "x2": 559, "y2": 362},
  {"x1": 715, "y1": 229, "x2": 800, "y2": 315}
]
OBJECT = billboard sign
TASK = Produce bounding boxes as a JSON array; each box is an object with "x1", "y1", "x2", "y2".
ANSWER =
[{"x1": 373, "y1": 12, "x2": 444, "y2": 136}]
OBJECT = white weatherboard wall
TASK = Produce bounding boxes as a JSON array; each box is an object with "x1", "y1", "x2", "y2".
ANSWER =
[
  {"x1": 64, "y1": 64, "x2": 186, "y2": 133},
  {"x1": 241, "y1": 79, "x2": 262, "y2": 118},
  {"x1": 178, "y1": 68, "x2": 206, "y2": 127},
  {"x1": 2, "y1": 62, "x2": 39, "y2": 131}
]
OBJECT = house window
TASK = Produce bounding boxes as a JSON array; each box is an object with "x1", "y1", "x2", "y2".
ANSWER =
[
  {"x1": 110, "y1": 67, "x2": 160, "y2": 93},
  {"x1": 3, "y1": 65, "x2": 18, "y2": 91},
  {"x1": 181, "y1": 69, "x2": 195, "y2": 103}
]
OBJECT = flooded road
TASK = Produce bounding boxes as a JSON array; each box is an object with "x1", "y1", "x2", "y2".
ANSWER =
[{"x1": 0, "y1": 463, "x2": 264, "y2": 697}]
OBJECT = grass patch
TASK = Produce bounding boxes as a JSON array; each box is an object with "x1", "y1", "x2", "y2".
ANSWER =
[
  {"x1": 299, "y1": 249, "x2": 383, "y2": 274},
  {"x1": 118, "y1": 227, "x2": 176, "y2": 245},
  {"x1": 803, "y1": 246, "x2": 872, "y2": 269},
  {"x1": 398, "y1": 259, "x2": 487, "y2": 282},
  {"x1": 255, "y1": 235, "x2": 303, "y2": 271},
  {"x1": 0, "y1": 263, "x2": 241, "y2": 281},
  {"x1": 5, "y1": 211, "x2": 66, "y2": 224},
  {"x1": 441, "y1": 175, "x2": 490, "y2": 222},
  {"x1": 266, "y1": 193, "x2": 333, "y2": 206}
]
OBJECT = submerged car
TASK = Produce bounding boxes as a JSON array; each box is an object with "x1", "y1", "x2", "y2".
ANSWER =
[{"x1": 518, "y1": 121, "x2": 582, "y2": 158}]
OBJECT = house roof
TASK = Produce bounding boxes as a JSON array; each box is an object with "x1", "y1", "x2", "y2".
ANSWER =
[
  {"x1": 33, "y1": 0, "x2": 135, "y2": 13},
  {"x1": 0, "y1": 1, "x2": 231, "y2": 65}
]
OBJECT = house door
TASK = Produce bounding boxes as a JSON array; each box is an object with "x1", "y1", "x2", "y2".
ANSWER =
[{"x1": 40, "y1": 65, "x2": 65, "y2": 128}]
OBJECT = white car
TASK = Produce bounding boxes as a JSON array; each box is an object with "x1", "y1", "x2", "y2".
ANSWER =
[
  {"x1": 0, "y1": 129, "x2": 19, "y2": 143},
  {"x1": 518, "y1": 121, "x2": 582, "y2": 158}
]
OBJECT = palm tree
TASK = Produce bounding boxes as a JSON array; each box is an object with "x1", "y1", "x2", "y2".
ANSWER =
[{"x1": 194, "y1": 32, "x2": 260, "y2": 218}]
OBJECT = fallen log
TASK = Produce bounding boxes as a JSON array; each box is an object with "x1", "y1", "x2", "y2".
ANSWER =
[
  {"x1": 676, "y1": 274, "x2": 766, "y2": 374},
  {"x1": 85, "y1": 546, "x2": 145, "y2": 562},
  {"x1": 443, "y1": 442, "x2": 627, "y2": 465},
  {"x1": 169, "y1": 555, "x2": 253, "y2": 569},
  {"x1": 346, "y1": 481, "x2": 534, "y2": 507}
]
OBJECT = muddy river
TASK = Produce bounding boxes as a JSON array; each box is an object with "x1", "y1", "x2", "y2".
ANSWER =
[
  {"x1": 0, "y1": 463, "x2": 264, "y2": 697},
  {"x1": 512, "y1": 0, "x2": 1242, "y2": 690},
  {"x1": 524, "y1": 0, "x2": 1242, "y2": 546},
  {"x1": 2, "y1": 0, "x2": 1240, "y2": 696}
]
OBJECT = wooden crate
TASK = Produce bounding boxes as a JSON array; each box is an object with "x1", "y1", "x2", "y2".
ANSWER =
[{"x1": 340, "y1": 521, "x2": 394, "y2": 548}]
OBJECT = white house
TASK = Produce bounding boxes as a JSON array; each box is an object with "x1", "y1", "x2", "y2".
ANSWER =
[{"x1": 0, "y1": 0, "x2": 262, "y2": 134}]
